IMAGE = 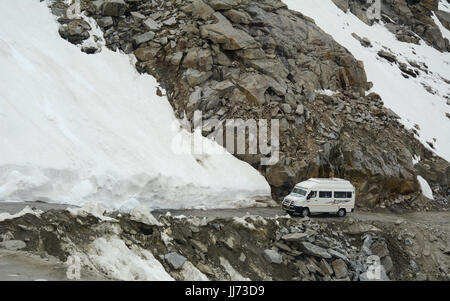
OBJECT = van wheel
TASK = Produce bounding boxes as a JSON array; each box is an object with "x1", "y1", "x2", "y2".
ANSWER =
[
  {"x1": 300, "y1": 208, "x2": 310, "y2": 217},
  {"x1": 337, "y1": 209, "x2": 346, "y2": 217}
]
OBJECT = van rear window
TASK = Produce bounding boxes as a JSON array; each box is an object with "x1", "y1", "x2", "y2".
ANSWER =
[
  {"x1": 319, "y1": 191, "x2": 332, "y2": 198},
  {"x1": 334, "y1": 191, "x2": 352, "y2": 198}
]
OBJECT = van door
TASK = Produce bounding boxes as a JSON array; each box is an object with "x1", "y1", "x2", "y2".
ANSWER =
[
  {"x1": 318, "y1": 190, "x2": 333, "y2": 212},
  {"x1": 306, "y1": 191, "x2": 317, "y2": 212}
]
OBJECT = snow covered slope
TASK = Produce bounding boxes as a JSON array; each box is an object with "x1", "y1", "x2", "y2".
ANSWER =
[
  {"x1": 0, "y1": 0, "x2": 270, "y2": 210},
  {"x1": 285, "y1": 0, "x2": 450, "y2": 162}
]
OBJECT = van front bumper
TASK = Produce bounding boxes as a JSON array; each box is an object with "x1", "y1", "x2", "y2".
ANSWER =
[{"x1": 282, "y1": 200, "x2": 304, "y2": 213}]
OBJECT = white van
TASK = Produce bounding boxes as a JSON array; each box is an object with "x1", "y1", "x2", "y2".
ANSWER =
[{"x1": 282, "y1": 178, "x2": 355, "y2": 217}]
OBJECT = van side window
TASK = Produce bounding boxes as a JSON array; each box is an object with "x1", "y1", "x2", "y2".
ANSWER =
[
  {"x1": 334, "y1": 191, "x2": 347, "y2": 198},
  {"x1": 346, "y1": 192, "x2": 353, "y2": 198},
  {"x1": 319, "y1": 191, "x2": 332, "y2": 198}
]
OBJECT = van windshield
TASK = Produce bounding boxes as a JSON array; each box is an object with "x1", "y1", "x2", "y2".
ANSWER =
[{"x1": 292, "y1": 187, "x2": 307, "y2": 196}]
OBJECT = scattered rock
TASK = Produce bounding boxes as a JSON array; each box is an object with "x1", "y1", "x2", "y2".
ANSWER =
[
  {"x1": 378, "y1": 50, "x2": 397, "y2": 63},
  {"x1": 331, "y1": 259, "x2": 348, "y2": 279},
  {"x1": 101, "y1": 0, "x2": 128, "y2": 17},
  {"x1": 164, "y1": 252, "x2": 187, "y2": 270},
  {"x1": 263, "y1": 249, "x2": 283, "y2": 264},
  {"x1": 299, "y1": 242, "x2": 332, "y2": 259}
]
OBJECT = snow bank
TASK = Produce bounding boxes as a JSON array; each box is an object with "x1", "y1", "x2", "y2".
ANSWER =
[
  {"x1": 0, "y1": 0, "x2": 270, "y2": 210},
  {"x1": 285, "y1": 1, "x2": 450, "y2": 162},
  {"x1": 0, "y1": 206, "x2": 43, "y2": 222},
  {"x1": 86, "y1": 237, "x2": 174, "y2": 281},
  {"x1": 66, "y1": 203, "x2": 116, "y2": 222}
]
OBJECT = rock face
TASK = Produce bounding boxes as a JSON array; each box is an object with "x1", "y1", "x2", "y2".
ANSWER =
[
  {"x1": 53, "y1": 0, "x2": 449, "y2": 207},
  {"x1": 333, "y1": 0, "x2": 450, "y2": 52}
]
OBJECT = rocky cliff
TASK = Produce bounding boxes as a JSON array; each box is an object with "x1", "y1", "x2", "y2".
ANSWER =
[{"x1": 52, "y1": 0, "x2": 449, "y2": 208}]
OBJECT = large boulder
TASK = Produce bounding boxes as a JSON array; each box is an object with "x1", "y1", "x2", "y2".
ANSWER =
[
  {"x1": 200, "y1": 12, "x2": 258, "y2": 50},
  {"x1": 299, "y1": 242, "x2": 332, "y2": 259},
  {"x1": 164, "y1": 252, "x2": 187, "y2": 270},
  {"x1": 101, "y1": 0, "x2": 128, "y2": 17},
  {"x1": 58, "y1": 19, "x2": 91, "y2": 45}
]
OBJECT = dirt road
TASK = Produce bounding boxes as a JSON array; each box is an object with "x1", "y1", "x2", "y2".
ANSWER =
[{"x1": 1, "y1": 201, "x2": 449, "y2": 228}]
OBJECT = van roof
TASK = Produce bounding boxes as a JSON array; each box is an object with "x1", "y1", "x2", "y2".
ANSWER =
[{"x1": 295, "y1": 178, "x2": 354, "y2": 190}]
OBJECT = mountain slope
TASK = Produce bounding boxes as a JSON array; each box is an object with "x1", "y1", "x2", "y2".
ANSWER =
[{"x1": 285, "y1": 0, "x2": 450, "y2": 162}]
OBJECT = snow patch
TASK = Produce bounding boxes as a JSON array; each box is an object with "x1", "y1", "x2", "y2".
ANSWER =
[
  {"x1": 439, "y1": 0, "x2": 450, "y2": 13},
  {"x1": 129, "y1": 205, "x2": 162, "y2": 226},
  {"x1": 417, "y1": 176, "x2": 434, "y2": 200},
  {"x1": 66, "y1": 203, "x2": 116, "y2": 222},
  {"x1": 232, "y1": 216, "x2": 256, "y2": 230},
  {"x1": 0, "y1": 206, "x2": 43, "y2": 222},
  {"x1": 316, "y1": 89, "x2": 339, "y2": 96},
  {"x1": 161, "y1": 229, "x2": 174, "y2": 247},
  {"x1": 86, "y1": 237, "x2": 174, "y2": 281},
  {"x1": 180, "y1": 261, "x2": 209, "y2": 281}
]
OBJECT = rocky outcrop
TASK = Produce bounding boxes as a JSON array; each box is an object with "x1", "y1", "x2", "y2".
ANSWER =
[
  {"x1": 333, "y1": 0, "x2": 450, "y2": 52},
  {"x1": 51, "y1": 0, "x2": 449, "y2": 207}
]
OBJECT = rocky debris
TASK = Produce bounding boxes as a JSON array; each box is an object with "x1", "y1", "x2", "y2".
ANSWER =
[
  {"x1": 48, "y1": 0, "x2": 449, "y2": 207},
  {"x1": 1, "y1": 207, "x2": 449, "y2": 281}
]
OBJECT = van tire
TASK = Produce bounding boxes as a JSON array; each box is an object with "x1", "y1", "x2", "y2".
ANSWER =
[
  {"x1": 337, "y1": 209, "x2": 346, "y2": 217},
  {"x1": 300, "y1": 208, "x2": 310, "y2": 217}
]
